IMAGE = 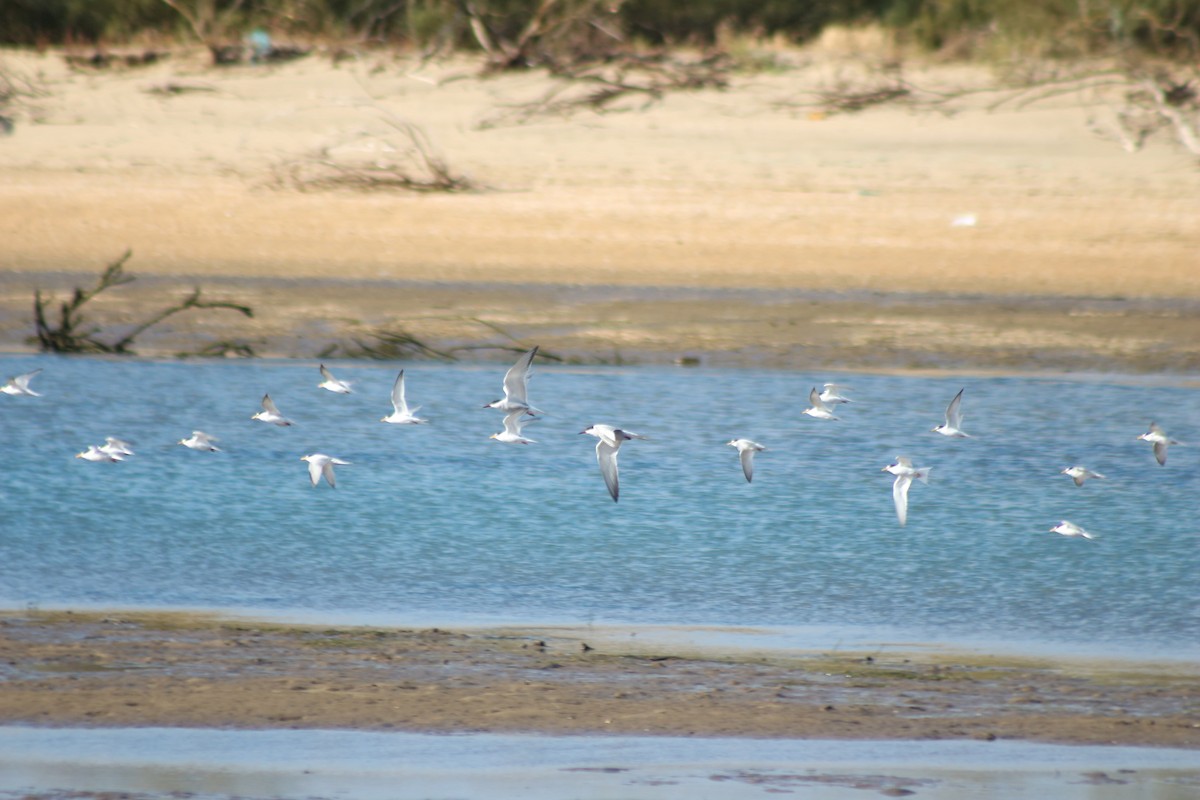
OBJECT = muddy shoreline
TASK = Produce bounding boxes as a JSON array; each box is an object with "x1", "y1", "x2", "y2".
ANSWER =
[
  {"x1": 2, "y1": 610, "x2": 1198, "y2": 747},
  {"x1": 4, "y1": 271, "x2": 1199, "y2": 373}
]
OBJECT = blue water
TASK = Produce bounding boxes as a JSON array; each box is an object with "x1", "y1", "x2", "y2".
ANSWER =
[{"x1": 1, "y1": 355, "x2": 1197, "y2": 658}]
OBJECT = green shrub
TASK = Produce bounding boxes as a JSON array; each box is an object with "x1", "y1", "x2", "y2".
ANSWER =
[
  {"x1": 0, "y1": 0, "x2": 177, "y2": 44},
  {"x1": 0, "y1": 0, "x2": 1196, "y2": 60}
]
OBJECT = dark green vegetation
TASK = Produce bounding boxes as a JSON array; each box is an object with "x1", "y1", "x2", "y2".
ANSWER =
[{"x1": 1, "y1": 0, "x2": 1197, "y2": 64}]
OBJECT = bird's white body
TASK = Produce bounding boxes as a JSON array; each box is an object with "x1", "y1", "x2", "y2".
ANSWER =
[
  {"x1": 726, "y1": 438, "x2": 766, "y2": 483},
  {"x1": 882, "y1": 456, "x2": 931, "y2": 527},
  {"x1": 76, "y1": 445, "x2": 122, "y2": 462},
  {"x1": 179, "y1": 431, "x2": 221, "y2": 451},
  {"x1": 317, "y1": 364, "x2": 353, "y2": 394},
  {"x1": 1137, "y1": 422, "x2": 1179, "y2": 466},
  {"x1": 300, "y1": 453, "x2": 350, "y2": 488},
  {"x1": 252, "y1": 394, "x2": 293, "y2": 426},
  {"x1": 1, "y1": 369, "x2": 42, "y2": 396},
  {"x1": 802, "y1": 387, "x2": 839, "y2": 421},
  {"x1": 932, "y1": 388, "x2": 970, "y2": 437},
  {"x1": 1061, "y1": 465, "x2": 1105, "y2": 487},
  {"x1": 483, "y1": 346, "x2": 542, "y2": 415},
  {"x1": 1050, "y1": 520, "x2": 1097, "y2": 540},
  {"x1": 581, "y1": 424, "x2": 647, "y2": 502},
  {"x1": 490, "y1": 409, "x2": 537, "y2": 444},
  {"x1": 381, "y1": 370, "x2": 427, "y2": 424}
]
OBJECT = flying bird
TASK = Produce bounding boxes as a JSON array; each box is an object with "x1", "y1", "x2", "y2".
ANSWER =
[
  {"x1": 580, "y1": 424, "x2": 647, "y2": 502},
  {"x1": 381, "y1": 370, "x2": 427, "y2": 424},
  {"x1": 1061, "y1": 466, "x2": 1105, "y2": 487},
  {"x1": 1049, "y1": 520, "x2": 1098, "y2": 540},
  {"x1": 252, "y1": 394, "x2": 293, "y2": 426},
  {"x1": 726, "y1": 438, "x2": 766, "y2": 483},
  {"x1": 1137, "y1": 422, "x2": 1179, "y2": 466},
  {"x1": 490, "y1": 408, "x2": 537, "y2": 444},
  {"x1": 1, "y1": 368, "x2": 42, "y2": 396},
  {"x1": 300, "y1": 453, "x2": 350, "y2": 488},
  {"x1": 317, "y1": 364, "x2": 353, "y2": 394},
  {"x1": 932, "y1": 388, "x2": 970, "y2": 437},
  {"x1": 483, "y1": 346, "x2": 542, "y2": 415},
  {"x1": 882, "y1": 456, "x2": 931, "y2": 527},
  {"x1": 802, "y1": 387, "x2": 839, "y2": 421},
  {"x1": 179, "y1": 431, "x2": 221, "y2": 451}
]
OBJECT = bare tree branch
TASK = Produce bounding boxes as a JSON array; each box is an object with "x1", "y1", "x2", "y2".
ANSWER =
[{"x1": 31, "y1": 250, "x2": 255, "y2": 355}]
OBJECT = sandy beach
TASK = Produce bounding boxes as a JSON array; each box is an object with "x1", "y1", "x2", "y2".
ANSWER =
[{"x1": 1, "y1": 45, "x2": 1199, "y2": 369}]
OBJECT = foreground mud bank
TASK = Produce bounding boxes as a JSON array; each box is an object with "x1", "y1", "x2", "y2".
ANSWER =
[{"x1": 2, "y1": 611, "x2": 1198, "y2": 747}]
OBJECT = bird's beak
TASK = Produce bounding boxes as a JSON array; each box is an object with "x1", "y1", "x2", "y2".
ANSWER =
[{"x1": 881, "y1": 466, "x2": 890, "y2": 471}]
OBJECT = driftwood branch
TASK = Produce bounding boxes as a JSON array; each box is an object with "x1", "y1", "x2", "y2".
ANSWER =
[
  {"x1": 33, "y1": 249, "x2": 136, "y2": 353},
  {"x1": 319, "y1": 328, "x2": 459, "y2": 361},
  {"x1": 109, "y1": 288, "x2": 253, "y2": 352},
  {"x1": 32, "y1": 249, "x2": 255, "y2": 355},
  {"x1": 771, "y1": 59, "x2": 1199, "y2": 163},
  {"x1": 271, "y1": 100, "x2": 476, "y2": 193},
  {"x1": 1140, "y1": 78, "x2": 1200, "y2": 155},
  {"x1": 479, "y1": 51, "x2": 731, "y2": 128}
]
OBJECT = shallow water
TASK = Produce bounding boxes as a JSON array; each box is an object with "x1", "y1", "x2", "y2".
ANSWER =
[
  {"x1": 2, "y1": 727, "x2": 1200, "y2": 800},
  {"x1": 1, "y1": 355, "x2": 1197, "y2": 658}
]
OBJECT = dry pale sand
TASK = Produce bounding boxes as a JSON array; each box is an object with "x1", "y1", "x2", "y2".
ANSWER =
[
  {"x1": 3, "y1": 610, "x2": 1199, "y2": 747},
  {"x1": 1, "y1": 46, "x2": 1198, "y2": 369}
]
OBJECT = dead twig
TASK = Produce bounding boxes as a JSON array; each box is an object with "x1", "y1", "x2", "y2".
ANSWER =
[
  {"x1": 479, "y1": 50, "x2": 731, "y2": 128},
  {"x1": 772, "y1": 63, "x2": 973, "y2": 118},
  {"x1": 771, "y1": 59, "x2": 1200, "y2": 164},
  {"x1": 271, "y1": 113, "x2": 476, "y2": 193},
  {"x1": 461, "y1": 0, "x2": 626, "y2": 72},
  {"x1": 461, "y1": 318, "x2": 565, "y2": 361},
  {"x1": 144, "y1": 81, "x2": 218, "y2": 96},
  {"x1": 63, "y1": 51, "x2": 169, "y2": 70},
  {"x1": 984, "y1": 70, "x2": 1131, "y2": 111},
  {"x1": 32, "y1": 249, "x2": 254, "y2": 355},
  {"x1": 0, "y1": 58, "x2": 47, "y2": 133},
  {"x1": 157, "y1": 0, "x2": 247, "y2": 64},
  {"x1": 1139, "y1": 77, "x2": 1200, "y2": 155},
  {"x1": 320, "y1": 329, "x2": 459, "y2": 361},
  {"x1": 107, "y1": 288, "x2": 253, "y2": 353}
]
